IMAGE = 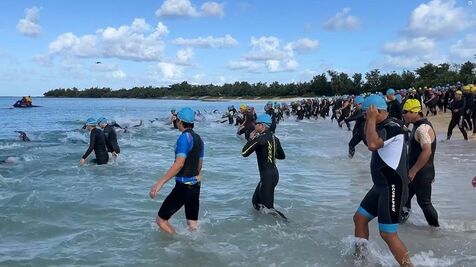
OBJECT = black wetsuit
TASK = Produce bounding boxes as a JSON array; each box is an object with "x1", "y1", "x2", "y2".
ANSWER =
[
  {"x1": 447, "y1": 99, "x2": 468, "y2": 140},
  {"x1": 404, "y1": 119, "x2": 439, "y2": 227},
  {"x1": 266, "y1": 109, "x2": 277, "y2": 133},
  {"x1": 238, "y1": 112, "x2": 256, "y2": 141},
  {"x1": 345, "y1": 109, "x2": 365, "y2": 157},
  {"x1": 103, "y1": 124, "x2": 120, "y2": 154},
  {"x1": 357, "y1": 117, "x2": 409, "y2": 233},
  {"x1": 387, "y1": 99, "x2": 402, "y2": 120},
  {"x1": 82, "y1": 128, "x2": 109, "y2": 165},
  {"x1": 242, "y1": 130, "x2": 285, "y2": 214}
]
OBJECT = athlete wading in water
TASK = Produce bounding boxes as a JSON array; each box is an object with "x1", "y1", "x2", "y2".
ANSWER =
[
  {"x1": 149, "y1": 107, "x2": 204, "y2": 234},
  {"x1": 353, "y1": 95, "x2": 413, "y2": 267},
  {"x1": 241, "y1": 113, "x2": 286, "y2": 219}
]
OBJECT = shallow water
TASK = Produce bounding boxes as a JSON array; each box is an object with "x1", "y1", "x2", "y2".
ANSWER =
[{"x1": 0, "y1": 97, "x2": 475, "y2": 266}]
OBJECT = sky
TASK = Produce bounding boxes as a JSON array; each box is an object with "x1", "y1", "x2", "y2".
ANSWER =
[{"x1": 0, "y1": 0, "x2": 475, "y2": 96}]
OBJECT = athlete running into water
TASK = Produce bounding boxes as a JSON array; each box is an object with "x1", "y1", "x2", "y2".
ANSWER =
[
  {"x1": 149, "y1": 107, "x2": 204, "y2": 234},
  {"x1": 353, "y1": 95, "x2": 412, "y2": 267},
  {"x1": 241, "y1": 114, "x2": 287, "y2": 219}
]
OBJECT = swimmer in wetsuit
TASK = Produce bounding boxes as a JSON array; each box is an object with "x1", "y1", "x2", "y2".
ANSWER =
[
  {"x1": 15, "y1": 131, "x2": 30, "y2": 142},
  {"x1": 344, "y1": 96, "x2": 366, "y2": 158},
  {"x1": 149, "y1": 107, "x2": 204, "y2": 234},
  {"x1": 97, "y1": 117, "x2": 121, "y2": 158},
  {"x1": 80, "y1": 118, "x2": 109, "y2": 166},
  {"x1": 241, "y1": 114, "x2": 286, "y2": 219},
  {"x1": 401, "y1": 99, "x2": 439, "y2": 227},
  {"x1": 353, "y1": 95, "x2": 412, "y2": 267}
]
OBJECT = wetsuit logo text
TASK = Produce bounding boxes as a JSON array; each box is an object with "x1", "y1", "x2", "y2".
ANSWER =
[{"x1": 391, "y1": 184, "x2": 396, "y2": 212}]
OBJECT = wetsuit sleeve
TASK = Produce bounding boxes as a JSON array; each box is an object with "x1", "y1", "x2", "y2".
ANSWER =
[
  {"x1": 275, "y1": 137, "x2": 285, "y2": 160},
  {"x1": 242, "y1": 136, "x2": 260, "y2": 157},
  {"x1": 109, "y1": 129, "x2": 120, "y2": 153},
  {"x1": 82, "y1": 129, "x2": 96, "y2": 159},
  {"x1": 345, "y1": 111, "x2": 364, "y2": 122},
  {"x1": 176, "y1": 132, "x2": 193, "y2": 158}
]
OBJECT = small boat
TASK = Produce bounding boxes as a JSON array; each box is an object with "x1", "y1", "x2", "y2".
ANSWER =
[{"x1": 12, "y1": 98, "x2": 40, "y2": 108}]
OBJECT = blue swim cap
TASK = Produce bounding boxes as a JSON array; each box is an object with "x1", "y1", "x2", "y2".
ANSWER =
[
  {"x1": 256, "y1": 113, "x2": 272, "y2": 127},
  {"x1": 395, "y1": 94, "x2": 402, "y2": 103},
  {"x1": 362, "y1": 95, "x2": 387, "y2": 111},
  {"x1": 354, "y1": 96, "x2": 365, "y2": 105},
  {"x1": 386, "y1": 88, "x2": 396, "y2": 96},
  {"x1": 177, "y1": 107, "x2": 195, "y2": 123},
  {"x1": 85, "y1": 118, "x2": 97, "y2": 126},
  {"x1": 97, "y1": 117, "x2": 107, "y2": 125}
]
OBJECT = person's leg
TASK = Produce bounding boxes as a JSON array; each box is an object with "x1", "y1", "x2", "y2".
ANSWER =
[
  {"x1": 157, "y1": 184, "x2": 186, "y2": 234},
  {"x1": 380, "y1": 231, "x2": 413, "y2": 266},
  {"x1": 252, "y1": 182, "x2": 262, "y2": 210},
  {"x1": 458, "y1": 115, "x2": 468, "y2": 140},
  {"x1": 348, "y1": 134, "x2": 361, "y2": 158},
  {"x1": 414, "y1": 176, "x2": 439, "y2": 227},
  {"x1": 447, "y1": 118, "x2": 456, "y2": 140},
  {"x1": 185, "y1": 183, "x2": 201, "y2": 231}
]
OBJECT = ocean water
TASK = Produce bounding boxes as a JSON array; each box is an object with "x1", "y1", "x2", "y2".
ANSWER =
[{"x1": 0, "y1": 97, "x2": 475, "y2": 267}]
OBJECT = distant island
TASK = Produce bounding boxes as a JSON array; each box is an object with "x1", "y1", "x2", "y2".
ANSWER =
[{"x1": 44, "y1": 62, "x2": 476, "y2": 98}]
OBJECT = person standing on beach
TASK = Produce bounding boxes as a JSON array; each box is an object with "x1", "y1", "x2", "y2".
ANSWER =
[
  {"x1": 241, "y1": 114, "x2": 286, "y2": 219},
  {"x1": 447, "y1": 91, "x2": 468, "y2": 140},
  {"x1": 353, "y1": 95, "x2": 412, "y2": 266},
  {"x1": 401, "y1": 99, "x2": 439, "y2": 227},
  {"x1": 149, "y1": 107, "x2": 204, "y2": 234},
  {"x1": 80, "y1": 118, "x2": 109, "y2": 166}
]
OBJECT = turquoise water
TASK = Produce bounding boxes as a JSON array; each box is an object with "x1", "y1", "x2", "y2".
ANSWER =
[{"x1": 0, "y1": 97, "x2": 475, "y2": 266}]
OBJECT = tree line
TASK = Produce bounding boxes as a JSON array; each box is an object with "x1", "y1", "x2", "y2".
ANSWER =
[{"x1": 44, "y1": 62, "x2": 476, "y2": 98}]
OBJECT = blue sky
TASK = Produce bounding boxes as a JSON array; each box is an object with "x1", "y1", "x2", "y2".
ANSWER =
[{"x1": 0, "y1": 0, "x2": 475, "y2": 96}]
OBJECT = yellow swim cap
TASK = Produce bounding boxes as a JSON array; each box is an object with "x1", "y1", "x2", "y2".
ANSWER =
[
  {"x1": 403, "y1": 99, "x2": 421, "y2": 113},
  {"x1": 471, "y1": 85, "x2": 476, "y2": 93},
  {"x1": 455, "y1": 90, "x2": 463, "y2": 95},
  {"x1": 463, "y1": 85, "x2": 471, "y2": 91},
  {"x1": 240, "y1": 104, "x2": 247, "y2": 111}
]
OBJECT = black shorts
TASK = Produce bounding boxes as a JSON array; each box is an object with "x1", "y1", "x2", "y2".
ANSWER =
[
  {"x1": 358, "y1": 167, "x2": 406, "y2": 233},
  {"x1": 158, "y1": 182, "x2": 200, "y2": 221}
]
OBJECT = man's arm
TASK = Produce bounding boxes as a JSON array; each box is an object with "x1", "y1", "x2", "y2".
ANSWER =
[
  {"x1": 149, "y1": 157, "x2": 185, "y2": 199},
  {"x1": 408, "y1": 125, "x2": 433, "y2": 180},
  {"x1": 365, "y1": 106, "x2": 384, "y2": 151}
]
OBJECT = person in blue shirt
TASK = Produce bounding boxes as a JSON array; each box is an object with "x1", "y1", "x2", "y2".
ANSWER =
[{"x1": 149, "y1": 107, "x2": 204, "y2": 234}]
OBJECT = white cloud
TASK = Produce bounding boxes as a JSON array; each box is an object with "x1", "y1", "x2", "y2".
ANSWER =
[
  {"x1": 405, "y1": 0, "x2": 473, "y2": 37},
  {"x1": 155, "y1": 62, "x2": 184, "y2": 80},
  {"x1": 49, "y1": 33, "x2": 99, "y2": 57},
  {"x1": 111, "y1": 70, "x2": 126, "y2": 79},
  {"x1": 99, "y1": 20, "x2": 168, "y2": 61},
  {"x1": 245, "y1": 36, "x2": 289, "y2": 61},
  {"x1": 285, "y1": 38, "x2": 320, "y2": 54},
  {"x1": 17, "y1": 6, "x2": 42, "y2": 37},
  {"x1": 201, "y1": 2, "x2": 225, "y2": 17},
  {"x1": 378, "y1": 53, "x2": 447, "y2": 70},
  {"x1": 227, "y1": 60, "x2": 262, "y2": 72},
  {"x1": 323, "y1": 8, "x2": 361, "y2": 31},
  {"x1": 155, "y1": 0, "x2": 224, "y2": 18},
  {"x1": 176, "y1": 48, "x2": 194, "y2": 65},
  {"x1": 48, "y1": 19, "x2": 168, "y2": 61},
  {"x1": 171, "y1": 34, "x2": 238, "y2": 48},
  {"x1": 382, "y1": 37, "x2": 436, "y2": 56},
  {"x1": 266, "y1": 59, "x2": 298, "y2": 73},
  {"x1": 32, "y1": 54, "x2": 52, "y2": 67},
  {"x1": 228, "y1": 36, "x2": 310, "y2": 73},
  {"x1": 451, "y1": 34, "x2": 476, "y2": 60}
]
